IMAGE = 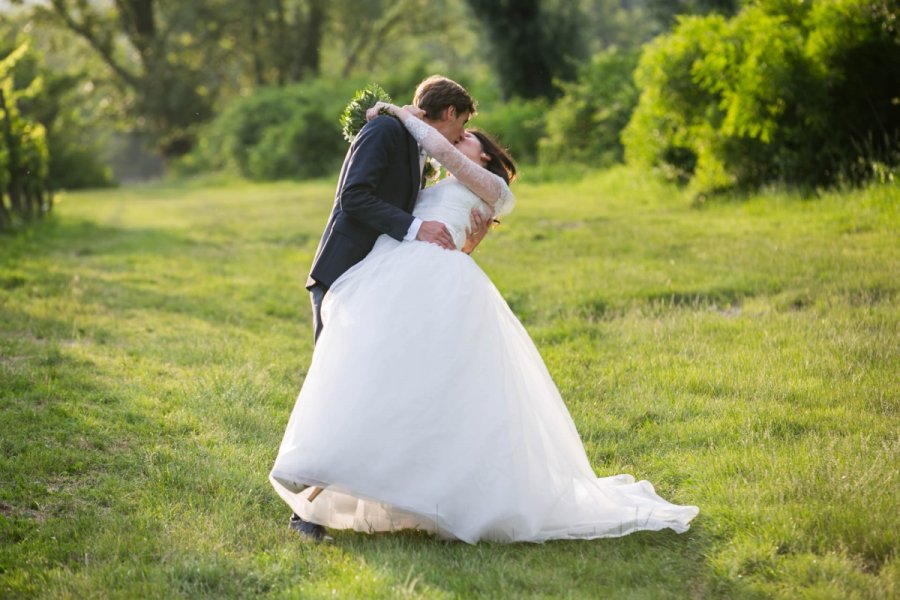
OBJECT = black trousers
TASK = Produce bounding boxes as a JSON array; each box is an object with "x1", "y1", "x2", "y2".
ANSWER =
[{"x1": 291, "y1": 282, "x2": 327, "y2": 523}]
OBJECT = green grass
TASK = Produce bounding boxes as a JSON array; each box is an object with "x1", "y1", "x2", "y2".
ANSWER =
[{"x1": 1, "y1": 167, "x2": 897, "y2": 598}]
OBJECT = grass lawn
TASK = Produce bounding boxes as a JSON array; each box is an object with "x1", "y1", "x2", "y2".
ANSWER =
[{"x1": 1, "y1": 167, "x2": 897, "y2": 598}]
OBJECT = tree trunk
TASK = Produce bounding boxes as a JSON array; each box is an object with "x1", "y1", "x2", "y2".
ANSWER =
[
  {"x1": 26, "y1": 190, "x2": 36, "y2": 220},
  {"x1": 0, "y1": 191, "x2": 10, "y2": 231},
  {"x1": 0, "y1": 88, "x2": 26, "y2": 221},
  {"x1": 274, "y1": 0, "x2": 287, "y2": 85},
  {"x1": 299, "y1": 0, "x2": 325, "y2": 78},
  {"x1": 281, "y1": 0, "x2": 326, "y2": 82},
  {"x1": 250, "y1": 18, "x2": 265, "y2": 86},
  {"x1": 8, "y1": 181, "x2": 25, "y2": 221},
  {"x1": 115, "y1": 0, "x2": 157, "y2": 63}
]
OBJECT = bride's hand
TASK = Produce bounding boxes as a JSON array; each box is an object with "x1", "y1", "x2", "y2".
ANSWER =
[
  {"x1": 462, "y1": 208, "x2": 493, "y2": 254},
  {"x1": 365, "y1": 101, "x2": 396, "y2": 121},
  {"x1": 401, "y1": 105, "x2": 426, "y2": 119}
]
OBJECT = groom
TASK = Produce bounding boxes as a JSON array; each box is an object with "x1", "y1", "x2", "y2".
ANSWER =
[{"x1": 292, "y1": 75, "x2": 486, "y2": 541}]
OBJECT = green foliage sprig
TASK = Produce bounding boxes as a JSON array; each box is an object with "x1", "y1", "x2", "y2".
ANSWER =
[{"x1": 340, "y1": 84, "x2": 393, "y2": 143}]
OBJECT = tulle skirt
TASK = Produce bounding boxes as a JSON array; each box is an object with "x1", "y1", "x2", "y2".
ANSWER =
[{"x1": 270, "y1": 237, "x2": 698, "y2": 543}]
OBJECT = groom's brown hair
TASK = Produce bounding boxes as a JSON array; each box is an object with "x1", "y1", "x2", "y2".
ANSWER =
[{"x1": 414, "y1": 75, "x2": 477, "y2": 120}]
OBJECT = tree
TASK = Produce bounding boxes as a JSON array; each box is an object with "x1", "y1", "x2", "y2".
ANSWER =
[
  {"x1": 330, "y1": 0, "x2": 454, "y2": 78},
  {"x1": 241, "y1": 0, "x2": 326, "y2": 85},
  {"x1": 464, "y1": 0, "x2": 586, "y2": 99},
  {"x1": 2, "y1": 13, "x2": 113, "y2": 190},
  {"x1": 37, "y1": 0, "x2": 218, "y2": 156},
  {"x1": 37, "y1": 0, "x2": 330, "y2": 157},
  {"x1": 0, "y1": 43, "x2": 52, "y2": 230}
]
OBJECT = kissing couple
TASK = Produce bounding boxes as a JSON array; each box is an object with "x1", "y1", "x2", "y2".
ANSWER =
[{"x1": 269, "y1": 75, "x2": 699, "y2": 543}]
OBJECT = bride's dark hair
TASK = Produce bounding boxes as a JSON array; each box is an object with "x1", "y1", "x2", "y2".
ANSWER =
[{"x1": 469, "y1": 130, "x2": 517, "y2": 184}]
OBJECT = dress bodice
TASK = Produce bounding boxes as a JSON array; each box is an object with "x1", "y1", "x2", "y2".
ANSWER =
[
  {"x1": 413, "y1": 178, "x2": 514, "y2": 250},
  {"x1": 413, "y1": 179, "x2": 486, "y2": 250}
]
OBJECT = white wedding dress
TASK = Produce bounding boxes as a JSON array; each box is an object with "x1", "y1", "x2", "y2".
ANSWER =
[{"x1": 270, "y1": 117, "x2": 698, "y2": 544}]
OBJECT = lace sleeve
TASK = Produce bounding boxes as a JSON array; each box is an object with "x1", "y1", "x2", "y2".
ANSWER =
[
  {"x1": 493, "y1": 180, "x2": 515, "y2": 218},
  {"x1": 401, "y1": 116, "x2": 507, "y2": 209}
]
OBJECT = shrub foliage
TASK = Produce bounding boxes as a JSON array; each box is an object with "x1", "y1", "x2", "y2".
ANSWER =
[
  {"x1": 473, "y1": 97, "x2": 548, "y2": 165},
  {"x1": 623, "y1": 0, "x2": 900, "y2": 194},
  {"x1": 189, "y1": 79, "x2": 357, "y2": 180},
  {"x1": 539, "y1": 47, "x2": 639, "y2": 168},
  {"x1": 0, "y1": 43, "x2": 52, "y2": 231}
]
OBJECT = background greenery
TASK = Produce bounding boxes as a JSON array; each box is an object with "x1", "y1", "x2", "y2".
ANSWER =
[
  {"x1": 1, "y1": 171, "x2": 897, "y2": 598},
  {"x1": 1, "y1": 0, "x2": 897, "y2": 216},
  {"x1": 1, "y1": 1, "x2": 899, "y2": 597},
  {"x1": 623, "y1": 0, "x2": 900, "y2": 195}
]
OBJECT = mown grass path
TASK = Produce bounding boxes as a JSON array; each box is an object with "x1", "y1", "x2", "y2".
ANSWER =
[{"x1": 1, "y1": 168, "x2": 897, "y2": 598}]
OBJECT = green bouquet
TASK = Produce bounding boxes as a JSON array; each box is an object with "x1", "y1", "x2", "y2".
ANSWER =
[{"x1": 340, "y1": 83, "x2": 393, "y2": 143}]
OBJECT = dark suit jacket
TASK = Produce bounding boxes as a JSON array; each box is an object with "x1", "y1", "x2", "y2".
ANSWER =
[{"x1": 307, "y1": 116, "x2": 420, "y2": 289}]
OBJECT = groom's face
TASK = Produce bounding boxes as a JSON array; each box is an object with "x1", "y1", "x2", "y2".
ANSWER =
[{"x1": 436, "y1": 107, "x2": 470, "y2": 144}]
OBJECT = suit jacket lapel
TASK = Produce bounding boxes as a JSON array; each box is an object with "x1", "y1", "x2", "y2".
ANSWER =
[{"x1": 407, "y1": 135, "x2": 420, "y2": 210}]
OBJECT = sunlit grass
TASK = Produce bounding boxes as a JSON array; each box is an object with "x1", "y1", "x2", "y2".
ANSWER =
[{"x1": 1, "y1": 167, "x2": 897, "y2": 598}]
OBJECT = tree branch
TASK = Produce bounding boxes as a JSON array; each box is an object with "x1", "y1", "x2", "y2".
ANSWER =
[
  {"x1": 340, "y1": 1, "x2": 406, "y2": 77},
  {"x1": 45, "y1": 0, "x2": 140, "y2": 89}
]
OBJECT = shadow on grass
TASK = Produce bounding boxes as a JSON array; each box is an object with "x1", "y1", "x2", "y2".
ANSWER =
[
  {"x1": 0, "y1": 301, "x2": 287, "y2": 597},
  {"x1": 320, "y1": 526, "x2": 721, "y2": 598},
  {"x1": 0, "y1": 306, "x2": 172, "y2": 588},
  {"x1": 2, "y1": 216, "x2": 308, "y2": 341},
  {"x1": 1, "y1": 217, "x2": 199, "y2": 261}
]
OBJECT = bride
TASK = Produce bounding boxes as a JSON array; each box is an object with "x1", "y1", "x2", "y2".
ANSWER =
[{"x1": 270, "y1": 103, "x2": 699, "y2": 543}]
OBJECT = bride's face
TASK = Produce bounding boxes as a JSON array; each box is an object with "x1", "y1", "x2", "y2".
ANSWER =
[{"x1": 455, "y1": 131, "x2": 489, "y2": 167}]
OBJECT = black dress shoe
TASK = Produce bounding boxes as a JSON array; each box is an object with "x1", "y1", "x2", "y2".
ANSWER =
[{"x1": 289, "y1": 514, "x2": 333, "y2": 543}]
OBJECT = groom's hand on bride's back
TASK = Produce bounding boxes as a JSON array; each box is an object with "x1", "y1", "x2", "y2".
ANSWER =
[{"x1": 417, "y1": 220, "x2": 455, "y2": 250}]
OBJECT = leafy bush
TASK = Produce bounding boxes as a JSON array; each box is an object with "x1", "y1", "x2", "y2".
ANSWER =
[
  {"x1": 473, "y1": 97, "x2": 548, "y2": 164},
  {"x1": 804, "y1": 0, "x2": 900, "y2": 183},
  {"x1": 539, "y1": 47, "x2": 639, "y2": 167},
  {"x1": 623, "y1": 0, "x2": 900, "y2": 195},
  {"x1": 46, "y1": 144, "x2": 114, "y2": 190},
  {"x1": 247, "y1": 103, "x2": 346, "y2": 180},
  {"x1": 190, "y1": 78, "x2": 359, "y2": 180},
  {"x1": 0, "y1": 43, "x2": 53, "y2": 229},
  {"x1": 2, "y1": 39, "x2": 112, "y2": 191}
]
